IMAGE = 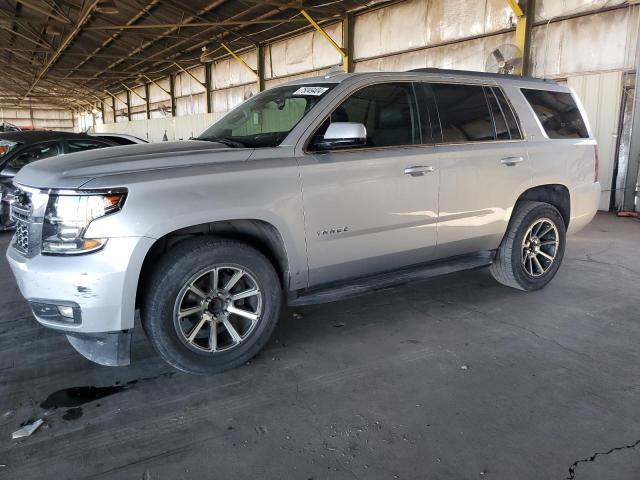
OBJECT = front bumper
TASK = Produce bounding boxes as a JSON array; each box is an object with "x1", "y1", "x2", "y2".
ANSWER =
[{"x1": 6, "y1": 235, "x2": 155, "y2": 333}]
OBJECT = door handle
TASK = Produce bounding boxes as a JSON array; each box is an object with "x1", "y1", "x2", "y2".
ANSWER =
[
  {"x1": 500, "y1": 156, "x2": 524, "y2": 166},
  {"x1": 404, "y1": 165, "x2": 434, "y2": 177}
]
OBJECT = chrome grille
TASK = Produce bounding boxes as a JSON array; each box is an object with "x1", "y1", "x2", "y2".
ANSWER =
[
  {"x1": 10, "y1": 189, "x2": 32, "y2": 222},
  {"x1": 10, "y1": 187, "x2": 44, "y2": 258},
  {"x1": 14, "y1": 221, "x2": 29, "y2": 253}
]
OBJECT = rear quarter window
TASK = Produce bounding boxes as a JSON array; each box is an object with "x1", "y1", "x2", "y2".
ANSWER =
[{"x1": 522, "y1": 88, "x2": 589, "y2": 139}]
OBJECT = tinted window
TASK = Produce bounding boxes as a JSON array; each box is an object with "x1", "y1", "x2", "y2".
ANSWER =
[
  {"x1": 8, "y1": 142, "x2": 61, "y2": 169},
  {"x1": 313, "y1": 82, "x2": 421, "y2": 148},
  {"x1": 487, "y1": 88, "x2": 511, "y2": 140},
  {"x1": 493, "y1": 87, "x2": 522, "y2": 140},
  {"x1": 431, "y1": 84, "x2": 495, "y2": 143},
  {"x1": 67, "y1": 139, "x2": 110, "y2": 153},
  {"x1": 98, "y1": 136, "x2": 136, "y2": 145},
  {"x1": 522, "y1": 89, "x2": 589, "y2": 139}
]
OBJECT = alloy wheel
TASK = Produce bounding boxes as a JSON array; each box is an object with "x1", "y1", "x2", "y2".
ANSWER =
[
  {"x1": 173, "y1": 265, "x2": 263, "y2": 354},
  {"x1": 521, "y1": 218, "x2": 560, "y2": 277}
]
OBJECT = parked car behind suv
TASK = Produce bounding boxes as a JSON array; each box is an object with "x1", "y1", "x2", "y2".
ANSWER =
[
  {"x1": 6, "y1": 69, "x2": 600, "y2": 374},
  {"x1": 89, "y1": 132, "x2": 148, "y2": 145},
  {"x1": 0, "y1": 131, "x2": 117, "y2": 229}
]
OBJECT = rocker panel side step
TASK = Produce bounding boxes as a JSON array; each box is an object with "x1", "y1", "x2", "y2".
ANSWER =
[{"x1": 289, "y1": 251, "x2": 493, "y2": 307}]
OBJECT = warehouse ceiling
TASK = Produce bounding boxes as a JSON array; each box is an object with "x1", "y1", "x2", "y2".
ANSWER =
[{"x1": 0, "y1": 0, "x2": 381, "y2": 109}]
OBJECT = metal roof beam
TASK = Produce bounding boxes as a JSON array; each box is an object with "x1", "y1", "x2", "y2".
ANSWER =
[
  {"x1": 83, "y1": 19, "x2": 311, "y2": 30},
  {"x1": 65, "y1": 0, "x2": 161, "y2": 77},
  {"x1": 16, "y1": 0, "x2": 72, "y2": 24},
  {"x1": 19, "y1": 0, "x2": 100, "y2": 103}
]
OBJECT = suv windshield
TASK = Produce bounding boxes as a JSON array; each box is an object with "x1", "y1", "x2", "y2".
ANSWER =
[
  {"x1": 199, "y1": 84, "x2": 336, "y2": 148},
  {"x1": 0, "y1": 139, "x2": 21, "y2": 159}
]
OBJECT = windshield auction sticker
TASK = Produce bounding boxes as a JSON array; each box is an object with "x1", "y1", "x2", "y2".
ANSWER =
[{"x1": 293, "y1": 86, "x2": 329, "y2": 96}]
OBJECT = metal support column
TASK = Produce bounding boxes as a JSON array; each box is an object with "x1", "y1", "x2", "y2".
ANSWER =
[
  {"x1": 125, "y1": 90, "x2": 132, "y2": 121},
  {"x1": 204, "y1": 62, "x2": 213, "y2": 114},
  {"x1": 145, "y1": 83, "x2": 151, "y2": 119},
  {"x1": 507, "y1": 0, "x2": 529, "y2": 75},
  {"x1": 342, "y1": 12, "x2": 354, "y2": 73},
  {"x1": 623, "y1": 32, "x2": 640, "y2": 211},
  {"x1": 111, "y1": 95, "x2": 116, "y2": 122},
  {"x1": 256, "y1": 43, "x2": 265, "y2": 92},
  {"x1": 169, "y1": 74, "x2": 177, "y2": 117},
  {"x1": 522, "y1": 0, "x2": 535, "y2": 75}
]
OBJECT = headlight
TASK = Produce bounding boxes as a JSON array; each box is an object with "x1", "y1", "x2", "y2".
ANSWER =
[{"x1": 42, "y1": 190, "x2": 126, "y2": 255}]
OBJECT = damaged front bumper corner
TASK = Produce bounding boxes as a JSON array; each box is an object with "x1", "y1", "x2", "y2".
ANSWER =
[
  {"x1": 6, "y1": 235, "x2": 154, "y2": 366},
  {"x1": 66, "y1": 331, "x2": 133, "y2": 366}
]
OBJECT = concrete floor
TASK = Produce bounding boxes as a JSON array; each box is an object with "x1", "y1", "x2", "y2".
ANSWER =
[{"x1": 0, "y1": 212, "x2": 639, "y2": 480}]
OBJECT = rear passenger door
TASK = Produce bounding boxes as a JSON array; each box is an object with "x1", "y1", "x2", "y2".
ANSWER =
[{"x1": 427, "y1": 82, "x2": 532, "y2": 258}]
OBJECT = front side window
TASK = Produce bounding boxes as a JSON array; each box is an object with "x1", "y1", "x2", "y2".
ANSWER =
[
  {"x1": 199, "y1": 84, "x2": 336, "y2": 148},
  {"x1": 430, "y1": 84, "x2": 495, "y2": 143},
  {"x1": 7, "y1": 142, "x2": 62, "y2": 169},
  {"x1": 311, "y1": 82, "x2": 421, "y2": 149},
  {"x1": 67, "y1": 139, "x2": 110, "y2": 153},
  {"x1": 521, "y1": 89, "x2": 589, "y2": 139}
]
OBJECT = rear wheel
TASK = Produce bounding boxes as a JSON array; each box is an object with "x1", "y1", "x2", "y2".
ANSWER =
[
  {"x1": 142, "y1": 237, "x2": 281, "y2": 374},
  {"x1": 490, "y1": 201, "x2": 566, "y2": 291}
]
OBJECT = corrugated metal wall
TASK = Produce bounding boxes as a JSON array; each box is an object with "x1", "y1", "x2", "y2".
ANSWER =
[
  {"x1": 2, "y1": 106, "x2": 73, "y2": 131},
  {"x1": 567, "y1": 72, "x2": 623, "y2": 210},
  {"x1": 96, "y1": 1, "x2": 638, "y2": 133},
  {"x1": 91, "y1": 0, "x2": 640, "y2": 211}
]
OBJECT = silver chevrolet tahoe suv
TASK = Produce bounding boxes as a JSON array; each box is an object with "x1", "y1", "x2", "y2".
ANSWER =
[{"x1": 6, "y1": 69, "x2": 600, "y2": 374}]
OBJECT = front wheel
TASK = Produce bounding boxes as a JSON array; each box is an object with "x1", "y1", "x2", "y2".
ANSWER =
[
  {"x1": 490, "y1": 201, "x2": 566, "y2": 291},
  {"x1": 142, "y1": 237, "x2": 281, "y2": 374}
]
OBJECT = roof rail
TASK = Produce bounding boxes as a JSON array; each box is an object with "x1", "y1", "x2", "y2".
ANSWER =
[{"x1": 408, "y1": 68, "x2": 555, "y2": 84}]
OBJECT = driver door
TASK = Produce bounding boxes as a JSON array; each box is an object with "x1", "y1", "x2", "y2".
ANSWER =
[{"x1": 298, "y1": 81, "x2": 440, "y2": 287}]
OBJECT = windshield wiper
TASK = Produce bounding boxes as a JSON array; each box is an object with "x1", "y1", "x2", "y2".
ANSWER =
[{"x1": 197, "y1": 136, "x2": 246, "y2": 148}]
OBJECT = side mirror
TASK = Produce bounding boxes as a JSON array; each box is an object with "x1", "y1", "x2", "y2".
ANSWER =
[{"x1": 314, "y1": 122, "x2": 367, "y2": 151}]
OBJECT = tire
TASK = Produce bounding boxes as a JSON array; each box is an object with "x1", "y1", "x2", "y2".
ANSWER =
[
  {"x1": 142, "y1": 237, "x2": 282, "y2": 375},
  {"x1": 490, "y1": 201, "x2": 566, "y2": 291}
]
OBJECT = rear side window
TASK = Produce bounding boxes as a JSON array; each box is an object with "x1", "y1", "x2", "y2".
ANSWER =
[
  {"x1": 487, "y1": 87, "x2": 523, "y2": 140},
  {"x1": 430, "y1": 84, "x2": 495, "y2": 143},
  {"x1": 521, "y1": 89, "x2": 589, "y2": 139}
]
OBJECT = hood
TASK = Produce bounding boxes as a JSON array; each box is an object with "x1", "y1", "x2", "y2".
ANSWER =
[{"x1": 14, "y1": 140, "x2": 254, "y2": 190}]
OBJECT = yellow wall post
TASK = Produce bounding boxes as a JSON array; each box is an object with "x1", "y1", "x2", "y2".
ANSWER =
[
  {"x1": 507, "y1": 0, "x2": 527, "y2": 75},
  {"x1": 300, "y1": 9, "x2": 348, "y2": 72}
]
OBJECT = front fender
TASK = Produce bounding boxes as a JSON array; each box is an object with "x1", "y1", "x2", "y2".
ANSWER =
[{"x1": 83, "y1": 159, "x2": 308, "y2": 290}]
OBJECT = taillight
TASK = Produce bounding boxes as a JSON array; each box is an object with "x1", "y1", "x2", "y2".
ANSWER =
[{"x1": 594, "y1": 145, "x2": 599, "y2": 182}]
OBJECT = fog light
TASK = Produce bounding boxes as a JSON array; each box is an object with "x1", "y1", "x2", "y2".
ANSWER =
[
  {"x1": 30, "y1": 301, "x2": 81, "y2": 325},
  {"x1": 57, "y1": 305, "x2": 75, "y2": 318}
]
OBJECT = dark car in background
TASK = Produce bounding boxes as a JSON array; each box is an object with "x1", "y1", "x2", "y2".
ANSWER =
[
  {"x1": 0, "y1": 131, "x2": 117, "y2": 229},
  {"x1": 89, "y1": 132, "x2": 148, "y2": 145}
]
